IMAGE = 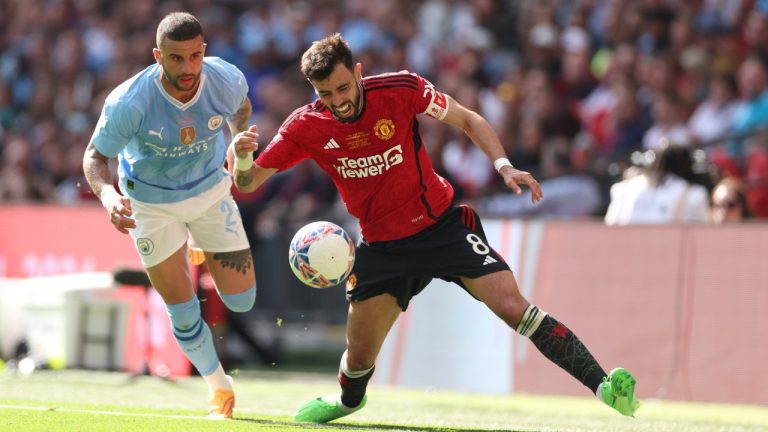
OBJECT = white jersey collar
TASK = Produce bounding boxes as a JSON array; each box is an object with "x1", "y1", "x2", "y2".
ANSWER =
[{"x1": 154, "y1": 71, "x2": 206, "y2": 111}]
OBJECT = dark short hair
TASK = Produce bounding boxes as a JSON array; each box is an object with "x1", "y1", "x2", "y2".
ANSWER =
[
  {"x1": 156, "y1": 12, "x2": 203, "y2": 48},
  {"x1": 649, "y1": 144, "x2": 694, "y2": 186},
  {"x1": 300, "y1": 33, "x2": 354, "y2": 81}
]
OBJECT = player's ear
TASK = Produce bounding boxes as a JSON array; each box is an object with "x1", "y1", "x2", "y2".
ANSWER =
[
  {"x1": 152, "y1": 48, "x2": 162, "y2": 64},
  {"x1": 355, "y1": 62, "x2": 362, "y2": 81}
]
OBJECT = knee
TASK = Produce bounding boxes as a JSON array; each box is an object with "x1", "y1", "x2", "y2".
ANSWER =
[
  {"x1": 497, "y1": 297, "x2": 530, "y2": 330},
  {"x1": 219, "y1": 284, "x2": 256, "y2": 312}
]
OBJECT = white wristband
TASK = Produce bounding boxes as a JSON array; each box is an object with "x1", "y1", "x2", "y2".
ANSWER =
[
  {"x1": 493, "y1": 157, "x2": 513, "y2": 173},
  {"x1": 234, "y1": 152, "x2": 254, "y2": 172}
]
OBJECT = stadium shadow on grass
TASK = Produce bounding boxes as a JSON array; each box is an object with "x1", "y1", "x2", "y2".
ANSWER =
[{"x1": 236, "y1": 418, "x2": 520, "y2": 432}]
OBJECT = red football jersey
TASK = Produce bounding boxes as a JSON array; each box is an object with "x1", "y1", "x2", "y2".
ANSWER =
[{"x1": 256, "y1": 71, "x2": 454, "y2": 242}]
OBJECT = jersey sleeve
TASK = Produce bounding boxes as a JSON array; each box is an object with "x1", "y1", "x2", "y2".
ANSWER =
[
  {"x1": 256, "y1": 128, "x2": 311, "y2": 172},
  {"x1": 256, "y1": 106, "x2": 316, "y2": 171},
  {"x1": 89, "y1": 97, "x2": 140, "y2": 158},
  {"x1": 413, "y1": 74, "x2": 449, "y2": 120},
  {"x1": 208, "y1": 57, "x2": 249, "y2": 116}
]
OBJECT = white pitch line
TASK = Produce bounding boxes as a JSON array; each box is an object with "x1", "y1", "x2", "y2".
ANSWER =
[
  {"x1": 0, "y1": 404, "x2": 208, "y2": 421},
  {"x1": 0, "y1": 404, "x2": 407, "y2": 430}
]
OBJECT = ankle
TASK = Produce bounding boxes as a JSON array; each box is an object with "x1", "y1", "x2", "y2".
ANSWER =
[{"x1": 203, "y1": 364, "x2": 232, "y2": 393}]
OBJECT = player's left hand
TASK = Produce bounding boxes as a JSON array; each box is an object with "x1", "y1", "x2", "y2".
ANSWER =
[{"x1": 499, "y1": 166, "x2": 543, "y2": 203}]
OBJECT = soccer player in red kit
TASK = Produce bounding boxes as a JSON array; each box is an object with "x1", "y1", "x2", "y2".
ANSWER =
[{"x1": 228, "y1": 33, "x2": 639, "y2": 422}]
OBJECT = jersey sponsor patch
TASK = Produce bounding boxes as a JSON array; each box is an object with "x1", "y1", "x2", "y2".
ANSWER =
[{"x1": 332, "y1": 144, "x2": 403, "y2": 179}]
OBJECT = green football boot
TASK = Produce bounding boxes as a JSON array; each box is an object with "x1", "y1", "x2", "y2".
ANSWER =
[
  {"x1": 599, "y1": 367, "x2": 640, "y2": 417},
  {"x1": 293, "y1": 393, "x2": 367, "y2": 423}
]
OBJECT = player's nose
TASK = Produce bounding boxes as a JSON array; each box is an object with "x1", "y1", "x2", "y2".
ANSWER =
[
  {"x1": 332, "y1": 93, "x2": 345, "y2": 108},
  {"x1": 181, "y1": 60, "x2": 195, "y2": 74}
]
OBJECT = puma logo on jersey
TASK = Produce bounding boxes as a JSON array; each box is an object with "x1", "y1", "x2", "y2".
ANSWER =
[
  {"x1": 148, "y1": 127, "x2": 164, "y2": 140},
  {"x1": 324, "y1": 138, "x2": 341, "y2": 149}
]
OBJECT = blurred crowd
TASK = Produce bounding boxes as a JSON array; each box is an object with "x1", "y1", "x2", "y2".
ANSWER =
[{"x1": 1, "y1": 0, "x2": 768, "y2": 224}]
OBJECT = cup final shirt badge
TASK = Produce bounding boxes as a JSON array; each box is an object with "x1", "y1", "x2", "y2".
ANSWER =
[{"x1": 180, "y1": 126, "x2": 196, "y2": 145}]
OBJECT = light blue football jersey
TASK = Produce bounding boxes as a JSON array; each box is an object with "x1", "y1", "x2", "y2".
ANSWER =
[{"x1": 90, "y1": 57, "x2": 248, "y2": 203}]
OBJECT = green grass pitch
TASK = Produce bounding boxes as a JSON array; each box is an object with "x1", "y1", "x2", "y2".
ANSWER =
[{"x1": 1, "y1": 369, "x2": 766, "y2": 431}]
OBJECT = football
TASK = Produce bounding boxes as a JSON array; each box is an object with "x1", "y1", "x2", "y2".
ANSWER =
[{"x1": 288, "y1": 221, "x2": 355, "y2": 288}]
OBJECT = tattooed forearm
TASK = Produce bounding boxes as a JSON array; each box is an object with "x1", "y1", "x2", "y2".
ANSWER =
[
  {"x1": 213, "y1": 249, "x2": 253, "y2": 275},
  {"x1": 236, "y1": 171, "x2": 254, "y2": 187},
  {"x1": 229, "y1": 97, "x2": 252, "y2": 135}
]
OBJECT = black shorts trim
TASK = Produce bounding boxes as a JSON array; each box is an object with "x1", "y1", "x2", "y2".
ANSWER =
[{"x1": 346, "y1": 205, "x2": 509, "y2": 310}]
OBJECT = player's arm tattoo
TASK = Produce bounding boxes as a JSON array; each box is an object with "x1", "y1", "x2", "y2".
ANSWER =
[
  {"x1": 212, "y1": 249, "x2": 253, "y2": 275},
  {"x1": 229, "y1": 97, "x2": 252, "y2": 135},
  {"x1": 236, "y1": 170, "x2": 254, "y2": 187}
]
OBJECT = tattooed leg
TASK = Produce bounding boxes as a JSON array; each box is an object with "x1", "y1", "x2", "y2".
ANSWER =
[{"x1": 212, "y1": 249, "x2": 253, "y2": 275}]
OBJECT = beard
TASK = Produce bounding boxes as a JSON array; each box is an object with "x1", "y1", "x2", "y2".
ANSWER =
[
  {"x1": 330, "y1": 80, "x2": 365, "y2": 123},
  {"x1": 166, "y1": 71, "x2": 200, "y2": 92},
  {"x1": 331, "y1": 100, "x2": 361, "y2": 123}
]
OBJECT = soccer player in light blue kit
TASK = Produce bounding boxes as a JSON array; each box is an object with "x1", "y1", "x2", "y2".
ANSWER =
[{"x1": 82, "y1": 12, "x2": 260, "y2": 420}]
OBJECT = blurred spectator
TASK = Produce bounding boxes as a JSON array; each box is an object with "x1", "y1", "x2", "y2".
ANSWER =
[
  {"x1": 742, "y1": 6, "x2": 768, "y2": 58},
  {"x1": 688, "y1": 72, "x2": 739, "y2": 146},
  {"x1": 730, "y1": 55, "x2": 768, "y2": 155},
  {"x1": 1, "y1": 0, "x2": 767, "y2": 221},
  {"x1": 642, "y1": 90, "x2": 691, "y2": 150},
  {"x1": 710, "y1": 177, "x2": 751, "y2": 223},
  {"x1": 696, "y1": 0, "x2": 746, "y2": 33},
  {"x1": 442, "y1": 131, "x2": 495, "y2": 199},
  {"x1": 605, "y1": 145, "x2": 710, "y2": 225},
  {"x1": 479, "y1": 136, "x2": 601, "y2": 219},
  {"x1": 607, "y1": 74, "x2": 653, "y2": 161},
  {"x1": 558, "y1": 26, "x2": 598, "y2": 102},
  {"x1": 709, "y1": 54, "x2": 768, "y2": 216},
  {"x1": 636, "y1": 1, "x2": 677, "y2": 55},
  {"x1": 508, "y1": 114, "x2": 545, "y2": 179},
  {"x1": 744, "y1": 130, "x2": 768, "y2": 217}
]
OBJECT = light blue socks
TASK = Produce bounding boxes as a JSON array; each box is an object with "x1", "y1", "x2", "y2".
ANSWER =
[
  {"x1": 166, "y1": 296, "x2": 218, "y2": 376},
  {"x1": 219, "y1": 284, "x2": 256, "y2": 312}
]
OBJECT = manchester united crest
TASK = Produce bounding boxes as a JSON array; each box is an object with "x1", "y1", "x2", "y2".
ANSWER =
[
  {"x1": 180, "y1": 126, "x2": 196, "y2": 145},
  {"x1": 373, "y1": 119, "x2": 395, "y2": 140}
]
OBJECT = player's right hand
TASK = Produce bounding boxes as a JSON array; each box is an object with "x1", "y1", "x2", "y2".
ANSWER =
[
  {"x1": 499, "y1": 166, "x2": 544, "y2": 203},
  {"x1": 100, "y1": 187, "x2": 135, "y2": 234}
]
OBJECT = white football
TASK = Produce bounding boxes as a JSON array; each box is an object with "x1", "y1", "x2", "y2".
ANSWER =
[{"x1": 288, "y1": 221, "x2": 355, "y2": 288}]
